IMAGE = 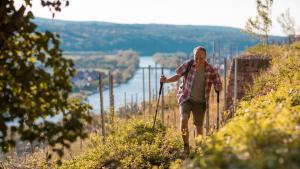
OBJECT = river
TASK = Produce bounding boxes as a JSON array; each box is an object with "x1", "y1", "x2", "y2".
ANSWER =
[{"x1": 87, "y1": 56, "x2": 177, "y2": 114}]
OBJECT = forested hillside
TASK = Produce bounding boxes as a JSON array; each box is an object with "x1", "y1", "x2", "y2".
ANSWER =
[{"x1": 34, "y1": 18, "x2": 285, "y2": 55}]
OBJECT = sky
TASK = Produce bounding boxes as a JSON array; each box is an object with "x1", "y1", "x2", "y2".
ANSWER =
[{"x1": 19, "y1": 0, "x2": 300, "y2": 36}]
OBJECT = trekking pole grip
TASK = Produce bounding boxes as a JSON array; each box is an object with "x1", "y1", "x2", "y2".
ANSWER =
[{"x1": 159, "y1": 82, "x2": 163, "y2": 95}]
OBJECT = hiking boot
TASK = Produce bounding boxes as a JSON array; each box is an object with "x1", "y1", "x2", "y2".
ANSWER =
[{"x1": 183, "y1": 143, "x2": 190, "y2": 155}]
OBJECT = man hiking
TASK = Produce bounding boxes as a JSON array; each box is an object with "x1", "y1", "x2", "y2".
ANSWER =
[{"x1": 160, "y1": 46, "x2": 222, "y2": 154}]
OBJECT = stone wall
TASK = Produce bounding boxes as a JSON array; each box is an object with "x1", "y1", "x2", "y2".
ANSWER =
[{"x1": 225, "y1": 56, "x2": 271, "y2": 111}]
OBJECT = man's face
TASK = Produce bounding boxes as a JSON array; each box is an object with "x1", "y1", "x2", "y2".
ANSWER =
[{"x1": 194, "y1": 49, "x2": 206, "y2": 67}]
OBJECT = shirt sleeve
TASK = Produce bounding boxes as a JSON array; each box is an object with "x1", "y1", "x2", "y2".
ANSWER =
[
  {"x1": 176, "y1": 59, "x2": 191, "y2": 77},
  {"x1": 212, "y1": 68, "x2": 222, "y2": 92}
]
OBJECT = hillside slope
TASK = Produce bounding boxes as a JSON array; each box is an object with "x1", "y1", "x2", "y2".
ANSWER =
[
  {"x1": 4, "y1": 43, "x2": 299, "y2": 169},
  {"x1": 176, "y1": 42, "x2": 300, "y2": 169}
]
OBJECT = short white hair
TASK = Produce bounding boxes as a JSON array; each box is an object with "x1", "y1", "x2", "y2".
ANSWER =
[{"x1": 193, "y1": 46, "x2": 206, "y2": 56}]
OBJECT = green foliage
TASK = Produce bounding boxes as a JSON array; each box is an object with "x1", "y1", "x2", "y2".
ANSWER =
[
  {"x1": 0, "y1": 0, "x2": 92, "y2": 157},
  {"x1": 60, "y1": 119, "x2": 183, "y2": 169},
  {"x1": 244, "y1": 44, "x2": 284, "y2": 59},
  {"x1": 182, "y1": 85, "x2": 300, "y2": 169},
  {"x1": 244, "y1": 44, "x2": 299, "y2": 100}
]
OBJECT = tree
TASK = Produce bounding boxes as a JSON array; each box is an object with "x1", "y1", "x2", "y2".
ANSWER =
[
  {"x1": 244, "y1": 0, "x2": 273, "y2": 45},
  {"x1": 0, "y1": 0, "x2": 92, "y2": 160},
  {"x1": 277, "y1": 8, "x2": 296, "y2": 44}
]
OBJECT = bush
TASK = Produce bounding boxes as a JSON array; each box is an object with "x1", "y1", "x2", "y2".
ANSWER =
[
  {"x1": 60, "y1": 119, "x2": 183, "y2": 169},
  {"x1": 177, "y1": 84, "x2": 300, "y2": 169},
  {"x1": 243, "y1": 43, "x2": 299, "y2": 101}
]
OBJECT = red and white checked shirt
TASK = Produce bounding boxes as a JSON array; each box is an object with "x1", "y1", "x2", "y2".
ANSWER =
[{"x1": 176, "y1": 59, "x2": 222, "y2": 108}]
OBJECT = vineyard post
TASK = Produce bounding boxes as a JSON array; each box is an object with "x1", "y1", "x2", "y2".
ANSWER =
[
  {"x1": 142, "y1": 68, "x2": 145, "y2": 115},
  {"x1": 99, "y1": 73, "x2": 106, "y2": 143},
  {"x1": 234, "y1": 57, "x2": 238, "y2": 113},
  {"x1": 161, "y1": 67, "x2": 164, "y2": 124},
  {"x1": 148, "y1": 65, "x2": 151, "y2": 116},
  {"x1": 109, "y1": 71, "x2": 114, "y2": 120}
]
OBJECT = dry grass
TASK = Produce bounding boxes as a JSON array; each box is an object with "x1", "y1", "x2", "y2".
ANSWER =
[
  {"x1": 2, "y1": 75, "x2": 228, "y2": 167},
  {"x1": 134, "y1": 76, "x2": 227, "y2": 147}
]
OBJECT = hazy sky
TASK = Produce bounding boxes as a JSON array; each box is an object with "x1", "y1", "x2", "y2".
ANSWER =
[{"x1": 22, "y1": 0, "x2": 300, "y2": 36}]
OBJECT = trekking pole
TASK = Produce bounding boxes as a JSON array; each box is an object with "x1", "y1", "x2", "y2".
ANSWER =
[
  {"x1": 152, "y1": 80, "x2": 164, "y2": 130},
  {"x1": 216, "y1": 91, "x2": 220, "y2": 131}
]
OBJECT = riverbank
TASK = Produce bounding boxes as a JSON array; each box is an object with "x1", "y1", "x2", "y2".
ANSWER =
[
  {"x1": 65, "y1": 50, "x2": 140, "y2": 97},
  {"x1": 152, "y1": 52, "x2": 187, "y2": 69},
  {"x1": 70, "y1": 68, "x2": 139, "y2": 100},
  {"x1": 86, "y1": 56, "x2": 176, "y2": 113}
]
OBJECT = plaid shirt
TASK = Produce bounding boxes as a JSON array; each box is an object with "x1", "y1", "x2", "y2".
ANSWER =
[{"x1": 176, "y1": 59, "x2": 222, "y2": 108}]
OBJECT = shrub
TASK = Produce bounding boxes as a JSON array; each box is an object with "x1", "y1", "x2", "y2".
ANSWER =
[{"x1": 60, "y1": 119, "x2": 183, "y2": 169}]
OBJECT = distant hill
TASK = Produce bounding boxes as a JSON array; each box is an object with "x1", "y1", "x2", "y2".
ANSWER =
[{"x1": 34, "y1": 18, "x2": 286, "y2": 56}]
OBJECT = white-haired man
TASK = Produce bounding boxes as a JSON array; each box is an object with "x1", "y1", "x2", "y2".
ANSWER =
[{"x1": 160, "y1": 46, "x2": 222, "y2": 154}]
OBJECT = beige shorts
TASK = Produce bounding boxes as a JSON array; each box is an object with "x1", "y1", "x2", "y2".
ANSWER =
[{"x1": 180, "y1": 99, "x2": 206, "y2": 126}]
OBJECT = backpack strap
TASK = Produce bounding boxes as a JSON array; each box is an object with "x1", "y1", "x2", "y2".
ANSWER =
[{"x1": 183, "y1": 59, "x2": 194, "y2": 78}]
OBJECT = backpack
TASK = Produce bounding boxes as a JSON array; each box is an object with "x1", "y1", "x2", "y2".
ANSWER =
[{"x1": 182, "y1": 59, "x2": 194, "y2": 78}]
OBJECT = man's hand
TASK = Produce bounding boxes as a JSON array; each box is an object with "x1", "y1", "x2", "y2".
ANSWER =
[
  {"x1": 214, "y1": 83, "x2": 222, "y2": 93},
  {"x1": 160, "y1": 75, "x2": 167, "y2": 83},
  {"x1": 160, "y1": 74, "x2": 180, "y2": 83}
]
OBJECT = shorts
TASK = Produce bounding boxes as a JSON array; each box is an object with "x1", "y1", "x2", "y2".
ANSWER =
[{"x1": 180, "y1": 99, "x2": 206, "y2": 126}]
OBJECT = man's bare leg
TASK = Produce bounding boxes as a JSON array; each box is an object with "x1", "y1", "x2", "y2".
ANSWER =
[
  {"x1": 195, "y1": 125, "x2": 203, "y2": 136},
  {"x1": 181, "y1": 116, "x2": 190, "y2": 154},
  {"x1": 181, "y1": 117, "x2": 189, "y2": 145}
]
